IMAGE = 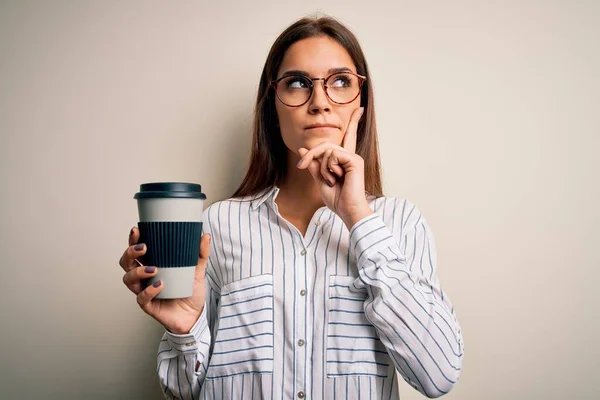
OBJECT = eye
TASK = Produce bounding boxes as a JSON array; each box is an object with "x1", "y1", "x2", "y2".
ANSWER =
[
  {"x1": 329, "y1": 73, "x2": 353, "y2": 88},
  {"x1": 284, "y1": 76, "x2": 310, "y2": 90}
]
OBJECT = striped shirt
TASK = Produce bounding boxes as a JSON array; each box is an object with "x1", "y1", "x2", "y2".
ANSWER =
[{"x1": 157, "y1": 186, "x2": 464, "y2": 399}]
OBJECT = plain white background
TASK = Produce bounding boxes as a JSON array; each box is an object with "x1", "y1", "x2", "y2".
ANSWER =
[{"x1": 1, "y1": 1, "x2": 598, "y2": 399}]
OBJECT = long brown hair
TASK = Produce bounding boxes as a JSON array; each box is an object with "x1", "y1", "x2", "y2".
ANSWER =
[{"x1": 232, "y1": 15, "x2": 383, "y2": 198}]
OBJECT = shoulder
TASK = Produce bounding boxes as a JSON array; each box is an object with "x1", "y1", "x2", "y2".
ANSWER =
[
  {"x1": 202, "y1": 199, "x2": 249, "y2": 223},
  {"x1": 202, "y1": 190, "x2": 268, "y2": 227}
]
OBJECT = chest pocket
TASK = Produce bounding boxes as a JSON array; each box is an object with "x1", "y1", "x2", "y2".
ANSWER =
[
  {"x1": 327, "y1": 275, "x2": 390, "y2": 378},
  {"x1": 206, "y1": 274, "x2": 274, "y2": 379}
]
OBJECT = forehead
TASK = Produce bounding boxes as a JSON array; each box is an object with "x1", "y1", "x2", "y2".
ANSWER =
[{"x1": 277, "y1": 36, "x2": 357, "y2": 76}]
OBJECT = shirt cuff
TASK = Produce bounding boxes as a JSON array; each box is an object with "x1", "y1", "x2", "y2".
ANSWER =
[
  {"x1": 349, "y1": 213, "x2": 399, "y2": 268},
  {"x1": 164, "y1": 305, "x2": 209, "y2": 354}
]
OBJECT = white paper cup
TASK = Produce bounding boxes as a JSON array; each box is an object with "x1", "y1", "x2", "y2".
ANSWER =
[{"x1": 134, "y1": 182, "x2": 206, "y2": 299}]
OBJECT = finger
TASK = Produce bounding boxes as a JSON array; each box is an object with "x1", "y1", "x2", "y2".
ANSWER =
[
  {"x1": 297, "y1": 144, "x2": 347, "y2": 170},
  {"x1": 123, "y1": 265, "x2": 158, "y2": 295},
  {"x1": 330, "y1": 148, "x2": 362, "y2": 174},
  {"x1": 328, "y1": 153, "x2": 345, "y2": 177},
  {"x1": 128, "y1": 226, "x2": 139, "y2": 246},
  {"x1": 119, "y1": 242, "x2": 147, "y2": 272},
  {"x1": 195, "y1": 233, "x2": 211, "y2": 282},
  {"x1": 342, "y1": 107, "x2": 364, "y2": 153},
  {"x1": 320, "y1": 149, "x2": 336, "y2": 186},
  {"x1": 199, "y1": 233, "x2": 211, "y2": 262},
  {"x1": 137, "y1": 279, "x2": 163, "y2": 315},
  {"x1": 299, "y1": 148, "x2": 327, "y2": 185}
]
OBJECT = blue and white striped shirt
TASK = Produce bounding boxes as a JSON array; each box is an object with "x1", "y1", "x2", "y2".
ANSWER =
[{"x1": 157, "y1": 186, "x2": 464, "y2": 399}]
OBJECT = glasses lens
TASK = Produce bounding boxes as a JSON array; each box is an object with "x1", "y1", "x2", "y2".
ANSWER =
[
  {"x1": 276, "y1": 75, "x2": 312, "y2": 106},
  {"x1": 325, "y1": 73, "x2": 361, "y2": 104}
]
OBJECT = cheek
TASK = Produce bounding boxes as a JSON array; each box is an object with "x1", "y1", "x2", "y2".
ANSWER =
[
  {"x1": 341, "y1": 99, "x2": 362, "y2": 130},
  {"x1": 278, "y1": 112, "x2": 295, "y2": 130},
  {"x1": 275, "y1": 105, "x2": 301, "y2": 151},
  {"x1": 275, "y1": 101, "x2": 294, "y2": 128},
  {"x1": 340, "y1": 111, "x2": 354, "y2": 132}
]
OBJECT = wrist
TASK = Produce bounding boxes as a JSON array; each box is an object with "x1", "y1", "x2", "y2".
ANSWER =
[
  {"x1": 341, "y1": 205, "x2": 373, "y2": 229},
  {"x1": 166, "y1": 307, "x2": 203, "y2": 335},
  {"x1": 168, "y1": 325, "x2": 192, "y2": 335}
]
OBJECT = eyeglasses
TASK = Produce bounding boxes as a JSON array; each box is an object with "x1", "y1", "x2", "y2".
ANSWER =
[{"x1": 271, "y1": 71, "x2": 366, "y2": 107}]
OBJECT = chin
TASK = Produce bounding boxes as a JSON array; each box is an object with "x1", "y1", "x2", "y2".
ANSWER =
[{"x1": 303, "y1": 137, "x2": 341, "y2": 150}]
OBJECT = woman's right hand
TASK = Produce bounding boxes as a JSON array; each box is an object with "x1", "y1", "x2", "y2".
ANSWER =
[{"x1": 119, "y1": 226, "x2": 211, "y2": 334}]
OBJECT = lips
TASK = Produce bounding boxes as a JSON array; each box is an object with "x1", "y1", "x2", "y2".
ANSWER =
[{"x1": 305, "y1": 124, "x2": 338, "y2": 129}]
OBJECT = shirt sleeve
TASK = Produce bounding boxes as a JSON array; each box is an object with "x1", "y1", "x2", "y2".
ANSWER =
[
  {"x1": 156, "y1": 207, "x2": 221, "y2": 400},
  {"x1": 156, "y1": 304, "x2": 211, "y2": 399},
  {"x1": 348, "y1": 200, "x2": 464, "y2": 398}
]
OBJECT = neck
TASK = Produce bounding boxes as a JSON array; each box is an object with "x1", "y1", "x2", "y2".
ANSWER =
[{"x1": 275, "y1": 150, "x2": 325, "y2": 217}]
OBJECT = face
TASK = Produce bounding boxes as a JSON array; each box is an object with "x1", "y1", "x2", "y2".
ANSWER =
[{"x1": 274, "y1": 36, "x2": 361, "y2": 156}]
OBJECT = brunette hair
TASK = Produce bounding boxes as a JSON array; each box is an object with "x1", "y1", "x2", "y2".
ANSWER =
[{"x1": 232, "y1": 15, "x2": 383, "y2": 198}]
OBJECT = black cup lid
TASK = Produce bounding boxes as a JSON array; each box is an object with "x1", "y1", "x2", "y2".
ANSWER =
[{"x1": 134, "y1": 182, "x2": 207, "y2": 200}]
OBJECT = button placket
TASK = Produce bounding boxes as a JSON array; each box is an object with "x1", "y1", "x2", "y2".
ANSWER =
[{"x1": 295, "y1": 235, "x2": 308, "y2": 400}]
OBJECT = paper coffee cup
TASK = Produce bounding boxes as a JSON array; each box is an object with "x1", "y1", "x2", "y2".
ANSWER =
[{"x1": 134, "y1": 182, "x2": 206, "y2": 299}]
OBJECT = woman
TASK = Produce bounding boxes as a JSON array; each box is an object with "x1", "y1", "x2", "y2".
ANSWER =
[{"x1": 120, "y1": 15, "x2": 463, "y2": 399}]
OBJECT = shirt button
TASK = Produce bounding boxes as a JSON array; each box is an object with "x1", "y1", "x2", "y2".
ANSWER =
[
  {"x1": 300, "y1": 289, "x2": 306, "y2": 296},
  {"x1": 298, "y1": 339, "x2": 305, "y2": 347},
  {"x1": 298, "y1": 392, "x2": 305, "y2": 398},
  {"x1": 315, "y1": 220, "x2": 321, "y2": 226},
  {"x1": 300, "y1": 249, "x2": 307, "y2": 256}
]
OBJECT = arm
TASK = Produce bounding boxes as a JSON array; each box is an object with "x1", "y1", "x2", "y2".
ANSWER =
[
  {"x1": 349, "y1": 200, "x2": 464, "y2": 398},
  {"x1": 294, "y1": 107, "x2": 463, "y2": 397},
  {"x1": 157, "y1": 208, "x2": 221, "y2": 399},
  {"x1": 157, "y1": 300, "x2": 214, "y2": 399}
]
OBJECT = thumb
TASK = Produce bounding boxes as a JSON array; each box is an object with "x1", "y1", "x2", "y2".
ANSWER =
[
  {"x1": 342, "y1": 107, "x2": 363, "y2": 153},
  {"x1": 195, "y1": 233, "x2": 210, "y2": 281}
]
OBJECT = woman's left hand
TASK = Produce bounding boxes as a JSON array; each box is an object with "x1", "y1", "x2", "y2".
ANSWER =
[{"x1": 296, "y1": 107, "x2": 373, "y2": 229}]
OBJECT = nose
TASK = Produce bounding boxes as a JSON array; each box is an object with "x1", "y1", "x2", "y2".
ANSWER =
[{"x1": 308, "y1": 78, "x2": 331, "y2": 114}]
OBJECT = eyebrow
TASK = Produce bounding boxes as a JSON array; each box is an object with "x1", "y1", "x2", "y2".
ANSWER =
[{"x1": 279, "y1": 67, "x2": 354, "y2": 79}]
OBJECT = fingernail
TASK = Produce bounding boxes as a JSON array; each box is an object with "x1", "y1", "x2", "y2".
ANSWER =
[
  {"x1": 129, "y1": 228, "x2": 134, "y2": 237},
  {"x1": 359, "y1": 107, "x2": 365, "y2": 117},
  {"x1": 328, "y1": 179, "x2": 335, "y2": 187},
  {"x1": 145, "y1": 266, "x2": 156, "y2": 273},
  {"x1": 153, "y1": 280, "x2": 161, "y2": 288},
  {"x1": 134, "y1": 244, "x2": 144, "y2": 251},
  {"x1": 296, "y1": 160, "x2": 302, "y2": 168}
]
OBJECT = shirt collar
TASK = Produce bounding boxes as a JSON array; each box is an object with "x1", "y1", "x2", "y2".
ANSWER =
[{"x1": 250, "y1": 186, "x2": 280, "y2": 210}]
